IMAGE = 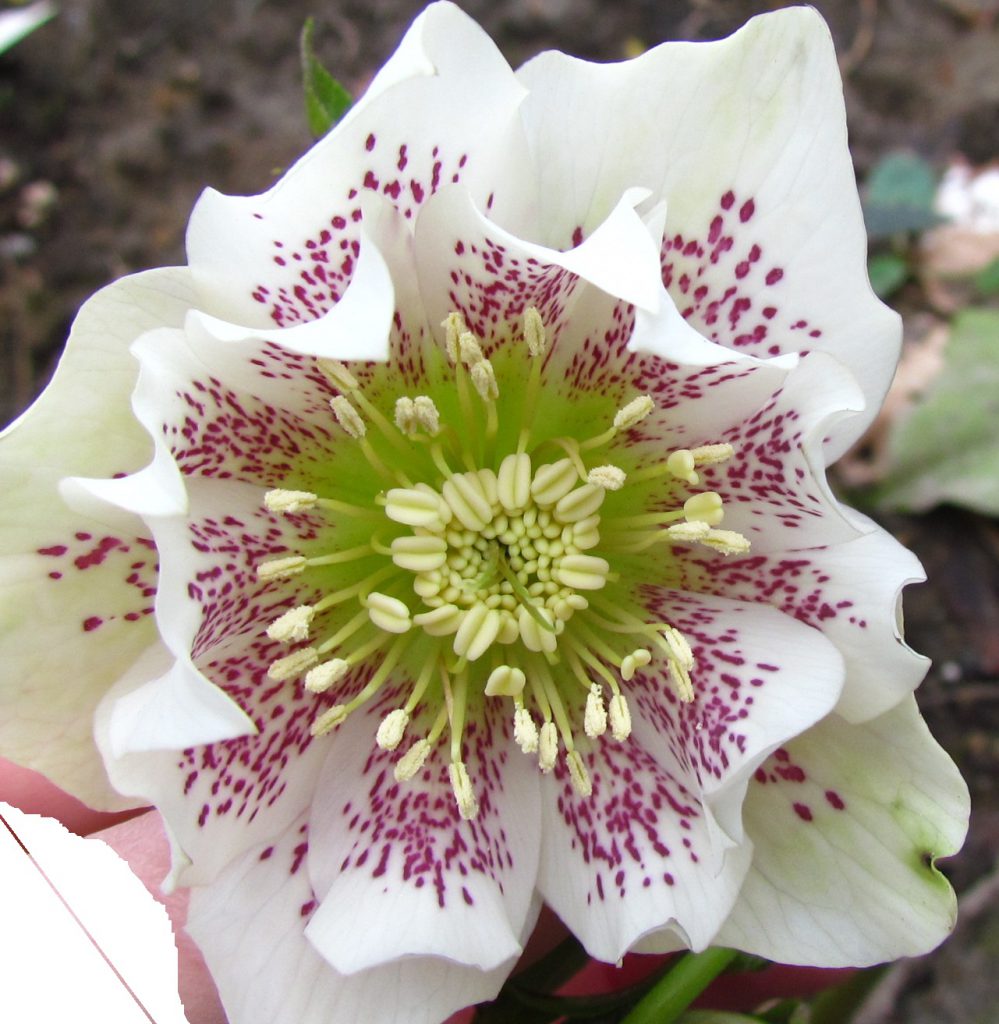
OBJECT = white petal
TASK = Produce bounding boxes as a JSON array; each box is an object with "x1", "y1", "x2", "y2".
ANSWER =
[
  {"x1": 537, "y1": 592, "x2": 843, "y2": 962},
  {"x1": 694, "y1": 351, "x2": 866, "y2": 553},
  {"x1": 186, "y1": 2, "x2": 530, "y2": 329},
  {"x1": 95, "y1": 638, "x2": 327, "y2": 891},
  {"x1": 306, "y1": 699, "x2": 540, "y2": 973},
  {"x1": 0, "y1": 268, "x2": 194, "y2": 809},
  {"x1": 186, "y1": 812, "x2": 530, "y2": 1024},
  {"x1": 716, "y1": 697, "x2": 969, "y2": 966},
  {"x1": 517, "y1": 8, "x2": 897, "y2": 458},
  {"x1": 535, "y1": 737, "x2": 752, "y2": 963},
  {"x1": 679, "y1": 515, "x2": 928, "y2": 723},
  {"x1": 636, "y1": 592, "x2": 843, "y2": 839},
  {"x1": 414, "y1": 183, "x2": 663, "y2": 350}
]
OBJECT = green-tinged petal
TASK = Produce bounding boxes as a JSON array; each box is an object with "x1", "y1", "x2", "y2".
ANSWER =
[
  {"x1": 0, "y1": 267, "x2": 195, "y2": 809},
  {"x1": 715, "y1": 697, "x2": 968, "y2": 966}
]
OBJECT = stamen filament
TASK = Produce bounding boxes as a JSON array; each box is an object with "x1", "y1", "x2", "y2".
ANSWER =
[
  {"x1": 315, "y1": 607, "x2": 370, "y2": 653},
  {"x1": 403, "y1": 656, "x2": 438, "y2": 715},
  {"x1": 312, "y1": 565, "x2": 396, "y2": 619},
  {"x1": 340, "y1": 635, "x2": 407, "y2": 714},
  {"x1": 306, "y1": 543, "x2": 375, "y2": 567},
  {"x1": 448, "y1": 668, "x2": 470, "y2": 762}
]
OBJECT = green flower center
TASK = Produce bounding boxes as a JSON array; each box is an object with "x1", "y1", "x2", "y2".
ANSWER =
[{"x1": 257, "y1": 309, "x2": 749, "y2": 818}]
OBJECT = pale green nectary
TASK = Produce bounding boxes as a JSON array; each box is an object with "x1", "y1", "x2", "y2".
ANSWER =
[{"x1": 0, "y1": 5, "x2": 968, "y2": 1023}]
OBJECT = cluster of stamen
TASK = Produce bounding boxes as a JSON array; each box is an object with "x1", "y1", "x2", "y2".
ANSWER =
[{"x1": 255, "y1": 308, "x2": 750, "y2": 818}]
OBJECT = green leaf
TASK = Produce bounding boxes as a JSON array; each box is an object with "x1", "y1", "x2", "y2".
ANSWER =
[
  {"x1": 874, "y1": 308, "x2": 999, "y2": 514},
  {"x1": 974, "y1": 256, "x2": 999, "y2": 296},
  {"x1": 863, "y1": 152, "x2": 941, "y2": 239},
  {"x1": 300, "y1": 17, "x2": 352, "y2": 137},
  {"x1": 867, "y1": 253, "x2": 909, "y2": 299}
]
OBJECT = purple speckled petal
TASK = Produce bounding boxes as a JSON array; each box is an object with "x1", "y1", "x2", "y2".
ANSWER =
[
  {"x1": 538, "y1": 592, "x2": 843, "y2": 961},
  {"x1": 692, "y1": 351, "x2": 866, "y2": 553},
  {"x1": 187, "y1": 812, "x2": 535, "y2": 1024},
  {"x1": 717, "y1": 696, "x2": 969, "y2": 966},
  {"x1": 517, "y1": 8, "x2": 898, "y2": 459},
  {"x1": 306, "y1": 695, "x2": 540, "y2": 972},
  {"x1": 677, "y1": 514, "x2": 929, "y2": 723},
  {"x1": 187, "y1": 3, "x2": 531, "y2": 330},
  {"x1": 412, "y1": 183, "x2": 663, "y2": 350}
]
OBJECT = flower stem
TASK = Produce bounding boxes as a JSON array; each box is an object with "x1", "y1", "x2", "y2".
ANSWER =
[{"x1": 620, "y1": 947, "x2": 740, "y2": 1024}]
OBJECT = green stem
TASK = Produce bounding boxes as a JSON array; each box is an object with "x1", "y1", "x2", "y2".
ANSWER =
[{"x1": 620, "y1": 947, "x2": 740, "y2": 1024}]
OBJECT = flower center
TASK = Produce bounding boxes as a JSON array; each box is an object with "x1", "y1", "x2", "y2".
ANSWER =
[{"x1": 256, "y1": 309, "x2": 749, "y2": 818}]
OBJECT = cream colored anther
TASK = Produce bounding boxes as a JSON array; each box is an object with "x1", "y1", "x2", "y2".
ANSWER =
[
  {"x1": 566, "y1": 750, "x2": 592, "y2": 797},
  {"x1": 661, "y1": 626, "x2": 694, "y2": 671},
  {"x1": 668, "y1": 660, "x2": 695, "y2": 703},
  {"x1": 701, "y1": 528, "x2": 751, "y2": 555},
  {"x1": 390, "y1": 534, "x2": 447, "y2": 572},
  {"x1": 554, "y1": 554, "x2": 610, "y2": 591},
  {"x1": 684, "y1": 491, "x2": 724, "y2": 526},
  {"x1": 609, "y1": 693, "x2": 632, "y2": 741},
  {"x1": 554, "y1": 483, "x2": 605, "y2": 524},
  {"x1": 376, "y1": 709, "x2": 409, "y2": 751},
  {"x1": 310, "y1": 704, "x2": 348, "y2": 737},
  {"x1": 256, "y1": 555, "x2": 307, "y2": 580},
  {"x1": 530, "y1": 459, "x2": 578, "y2": 507},
  {"x1": 449, "y1": 761, "x2": 479, "y2": 820},
  {"x1": 691, "y1": 442, "x2": 735, "y2": 466},
  {"x1": 538, "y1": 721, "x2": 558, "y2": 772},
  {"x1": 665, "y1": 521, "x2": 710, "y2": 544},
  {"x1": 524, "y1": 306, "x2": 547, "y2": 357},
  {"x1": 471, "y1": 360, "x2": 499, "y2": 401},
  {"x1": 264, "y1": 489, "x2": 318, "y2": 514},
  {"x1": 453, "y1": 603, "x2": 501, "y2": 661},
  {"x1": 395, "y1": 738, "x2": 431, "y2": 781},
  {"x1": 458, "y1": 331, "x2": 484, "y2": 366},
  {"x1": 485, "y1": 665, "x2": 526, "y2": 698},
  {"x1": 514, "y1": 707, "x2": 539, "y2": 753},
  {"x1": 266, "y1": 605, "x2": 315, "y2": 643},
  {"x1": 584, "y1": 684, "x2": 607, "y2": 738},
  {"x1": 414, "y1": 396, "x2": 441, "y2": 436},
  {"x1": 385, "y1": 486, "x2": 449, "y2": 531},
  {"x1": 614, "y1": 395, "x2": 654, "y2": 431},
  {"x1": 441, "y1": 312, "x2": 465, "y2": 363},
  {"x1": 497, "y1": 453, "x2": 532, "y2": 512},
  {"x1": 394, "y1": 397, "x2": 418, "y2": 436},
  {"x1": 330, "y1": 395, "x2": 366, "y2": 438},
  {"x1": 318, "y1": 359, "x2": 359, "y2": 392},
  {"x1": 267, "y1": 646, "x2": 319, "y2": 682},
  {"x1": 304, "y1": 658, "x2": 349, "y2": 693},
  {"x1": 366, "y1": 592, "x2": 412, "y2": 634},
  {"x1": 587, "y1": 465, "x2": 626, "y2": 491}
]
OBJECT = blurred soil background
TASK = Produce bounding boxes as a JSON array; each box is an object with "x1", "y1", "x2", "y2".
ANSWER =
[{"x1": 2, "y1": 0, "x2": 999, "y2": 1021}]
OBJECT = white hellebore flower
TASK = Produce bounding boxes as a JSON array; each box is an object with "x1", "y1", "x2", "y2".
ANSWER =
[{"x1": 0, "y1": 6, "x2": 969, "y2": 1024}]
